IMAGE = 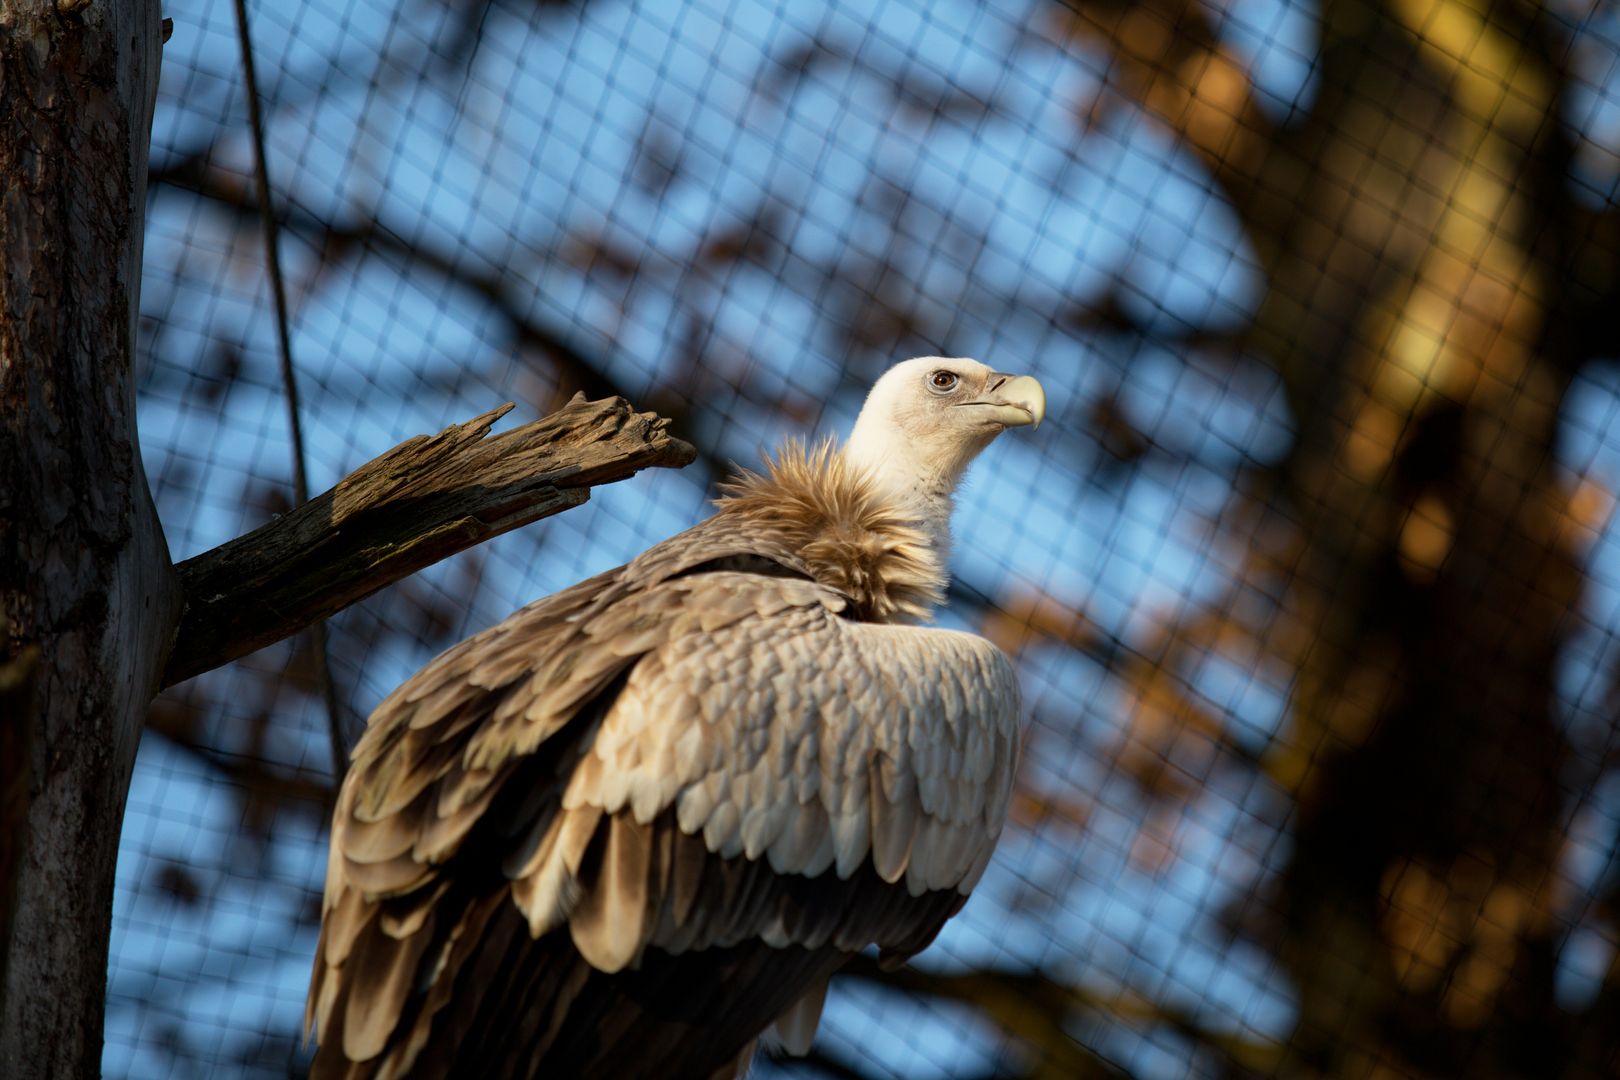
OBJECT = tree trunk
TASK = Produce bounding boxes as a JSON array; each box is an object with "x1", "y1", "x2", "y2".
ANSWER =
[
  {"x1": 0, "y1": 2, "x2": 174, "y2": 1075},
  {"x1": 0, "y1": 4, "x2": 700, "y2": 1071}
]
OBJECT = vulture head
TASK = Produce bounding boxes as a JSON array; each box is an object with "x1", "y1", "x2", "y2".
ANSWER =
[{"x1": 844, "y1": 355, "x2": 1046, "y2": 552}]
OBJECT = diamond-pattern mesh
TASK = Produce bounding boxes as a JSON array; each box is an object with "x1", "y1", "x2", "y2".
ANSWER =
[{"x1": 111, "y1": 1, "x2": 1620, "y2": 1076}]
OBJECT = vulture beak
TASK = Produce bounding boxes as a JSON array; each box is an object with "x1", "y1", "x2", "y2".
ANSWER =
[{"x1": 966, "y1": 373, "x2": 1046, "y2": 430}]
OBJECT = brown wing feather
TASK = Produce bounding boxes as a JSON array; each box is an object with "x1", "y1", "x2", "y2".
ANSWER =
[
  {"x1": 308, "y1": 517, "x2": 816, "y2": 1065},
  {"x1": 308, "y1": 505, "x2": 1013, "y2": 1078},
  {"x1": 311, "y1": 810, "x2": 964, "y2": 1079}
]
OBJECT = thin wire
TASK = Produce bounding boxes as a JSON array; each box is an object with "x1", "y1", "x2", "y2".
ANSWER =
[{"x1": 231, "y1": 0, "x2": 349, "y2": 785}]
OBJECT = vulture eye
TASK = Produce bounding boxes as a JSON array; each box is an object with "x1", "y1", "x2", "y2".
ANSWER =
[{"x1": 927, "y1": 370, "x2": 959, "y2": 394}]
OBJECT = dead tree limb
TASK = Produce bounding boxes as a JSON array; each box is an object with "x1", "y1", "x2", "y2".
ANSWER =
[{"x1": 162, "y1": 395, "x2": 695, "y2": 688}]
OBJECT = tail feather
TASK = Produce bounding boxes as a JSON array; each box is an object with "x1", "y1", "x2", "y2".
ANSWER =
[{"x1": 769, "y1": 976, "x2": 830, "y2": 1057}]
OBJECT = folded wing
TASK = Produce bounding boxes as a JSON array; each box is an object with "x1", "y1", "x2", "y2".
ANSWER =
[{"x1": 308, "y1": 551, "x2": 1019, "y2": 1079}]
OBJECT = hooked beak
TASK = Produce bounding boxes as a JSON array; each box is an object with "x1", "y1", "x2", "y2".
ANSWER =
[{"x1": 963, "y1": 372, "x2": 1046, "y2": 430}]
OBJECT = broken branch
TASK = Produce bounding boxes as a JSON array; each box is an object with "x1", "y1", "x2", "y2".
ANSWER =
[{"x1": 162, "y1": 395, "x2": 695, "y2": 687}]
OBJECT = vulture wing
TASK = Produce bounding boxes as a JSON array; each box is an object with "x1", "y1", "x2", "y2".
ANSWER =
[{"x1": 307, "y1": 528, "x2": 1019, "y2": 1079}]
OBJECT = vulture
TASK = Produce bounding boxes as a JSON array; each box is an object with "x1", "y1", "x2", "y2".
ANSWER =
[{"x1": 306, "y1": 357, "x2": 1046, "y2": 1078}]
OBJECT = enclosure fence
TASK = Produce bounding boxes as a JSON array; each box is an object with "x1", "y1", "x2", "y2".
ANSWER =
[{"x1": 113, "y1": 1, "x2": 1620, "y2": 1076}]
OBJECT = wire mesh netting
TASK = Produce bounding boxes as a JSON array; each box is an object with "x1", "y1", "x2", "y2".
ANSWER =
[{"x1": 111, "y1": 0, "x2": 1620, "y2": 1076}]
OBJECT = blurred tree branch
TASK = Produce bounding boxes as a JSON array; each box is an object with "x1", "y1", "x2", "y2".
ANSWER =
[
  {"x1": 1055, "y1": 0, "x2": 1619, "y2": 1073},
  {"x1": 163, "y1": 395, "x2": 694, "y2": 688},
  {"x1": 762, "y1": 1045, "x2": 1004, "y2": 1080},
  {"x1": 145, "y1": 695, "x2": 335, "y2": 821},
  {"x1": 147, "y1": 157, "x2": 737, "y2": 486},
  {"x1": 148, "y1": 157, "x2": 622, "y2": 398},
  {"x1": 837, "y1": 954, "x2": 1279, "y2": 1079}
]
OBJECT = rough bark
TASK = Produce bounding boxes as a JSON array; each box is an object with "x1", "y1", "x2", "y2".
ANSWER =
[
  {"x1": 0, "y1": 1, "x2": 174, "y2": 1076},
  {"x1": 0, "y1": 641, "x2": 39, "y2": 1009},
  {"x1": 163, "y1": 397, "x2": 695, "y2": 688}
]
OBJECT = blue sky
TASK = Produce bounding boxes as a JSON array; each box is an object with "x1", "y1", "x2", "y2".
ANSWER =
[{"x1": 111, "y1": 0, "x2": 1620, "y2": 1076}]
